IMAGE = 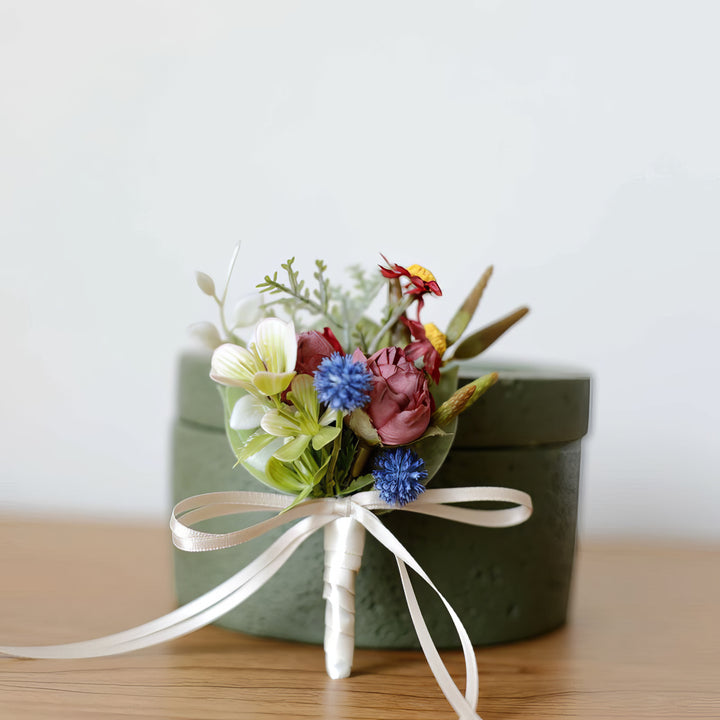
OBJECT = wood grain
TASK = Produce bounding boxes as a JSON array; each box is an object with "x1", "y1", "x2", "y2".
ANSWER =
[{"x1": 0, "y1": 517, "x2": 718, "y2": 719}]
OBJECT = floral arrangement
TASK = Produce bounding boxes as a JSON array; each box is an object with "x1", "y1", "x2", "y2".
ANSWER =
[{"x1": 194, "y1": 248, "x2": 529, "y2": 509}]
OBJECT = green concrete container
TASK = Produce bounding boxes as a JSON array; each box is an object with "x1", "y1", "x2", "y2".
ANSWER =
[{"x1": 171, "y1": 352, "x2": 590, "y2": 648}]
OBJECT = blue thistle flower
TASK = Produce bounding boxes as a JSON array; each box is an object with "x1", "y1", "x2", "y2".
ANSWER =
[
  {"x1": 372, "y1": 448, "x2": 428, "y2": 506},
  {"x1": 313, "y1": 352, "x2": 373, "y2": 413}
]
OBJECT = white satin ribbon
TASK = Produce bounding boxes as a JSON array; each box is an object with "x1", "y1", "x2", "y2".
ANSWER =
[
  {"x1": 323, "y1": 515, "x2": 365, "y2": 680},
  {"x1": 1, "y1": 487, "x2": 532, "y2": 720}
]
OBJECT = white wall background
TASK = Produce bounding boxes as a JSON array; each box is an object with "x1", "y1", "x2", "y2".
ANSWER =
[{"x1": 1, "y1": 1, "x2": 718, "y2": 539}]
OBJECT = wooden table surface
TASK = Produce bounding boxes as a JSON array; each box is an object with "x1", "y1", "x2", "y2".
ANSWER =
[{"x1": 0, "y1": 518, "x2": 718, "y2": 720}]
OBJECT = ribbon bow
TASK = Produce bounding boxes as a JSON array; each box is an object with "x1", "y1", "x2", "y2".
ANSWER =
[{"x1": 1, "y1": 486, "x2": 532, "y2": 720}]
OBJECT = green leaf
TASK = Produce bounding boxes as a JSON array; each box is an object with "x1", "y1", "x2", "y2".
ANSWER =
[
  {"x1": 312, "y1": 453, "x2": 333, "y2": 486},
  {"x1": 346, "y1": 408, "x2": 381, "y2": 446},
  {"x1": 445, "y1": 266, "x2": 493, "y2": 345},
  {"x1": 452, "y1": 306, "x2": 530, "y2": 359},
  {"x1": 408, "y1": 424, "x2": 449, "y2": 442},
  {"x1": 337, "y1": 473, "x2": 376, "y2": 496},
  {"x1": 279, "y1": 485, "x2": 314, "y2": 514},
  {"x1": 414, "y1": 364, "x2": 459, "y2": 485},
  {"x1": 273, "y1": 435, "x2": 312, "y2": 462},
  {"x1": 312, "y1": 425, "x2": 342, "y2": 450},
  {"x1": 235, "y1": 431, "x2": 278, "y2": 462},
  {"x1": 265, "y1": 457, "x2": 309, "y2": 493}
]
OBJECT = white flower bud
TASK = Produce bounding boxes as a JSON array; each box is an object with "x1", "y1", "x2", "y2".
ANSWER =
[{"x1": 195, "y1": 271, "x2": 216, "y2": 297}]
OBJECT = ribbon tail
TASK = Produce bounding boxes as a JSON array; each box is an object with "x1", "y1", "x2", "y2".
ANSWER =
[
  {"x1": 396, "y1": 559, "x2": 481, "y2": 720},
  {"x1": 0, "y1": 514, "x2": 333, "y2": 660},
  {"x1": 356, "y1": 508, "x2": 482, "y2": 720}
]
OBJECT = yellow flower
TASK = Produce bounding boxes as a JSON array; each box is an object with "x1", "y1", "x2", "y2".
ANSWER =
[
  {"x1": 423, "y1": 323, "x2": 447, "y2": 356},
  {"x1": 407, "y1": 264, "x2": 437, "y2": 285}
]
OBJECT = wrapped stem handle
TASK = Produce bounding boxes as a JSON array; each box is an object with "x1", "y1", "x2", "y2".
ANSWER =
[{"x1": 322, "y1": 515, "x2": 366, "y2": 679}]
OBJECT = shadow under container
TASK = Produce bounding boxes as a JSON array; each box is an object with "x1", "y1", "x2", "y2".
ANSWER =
[{"x1": 172, "y1": 353, "x2": 590, "y2": 648}]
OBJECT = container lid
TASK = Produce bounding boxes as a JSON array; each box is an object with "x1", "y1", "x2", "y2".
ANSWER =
[
  {"x1": 176, "y1": 352, "x2": 591, "y2": 447},
  {"x1": 176, "y1": 351, "x2": 225, "y2": 430},
  {"x1": 453, "y1": 359, "x2": 591, "y2": 447}
]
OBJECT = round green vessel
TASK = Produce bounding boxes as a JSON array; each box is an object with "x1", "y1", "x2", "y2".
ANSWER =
[{"x1": 171, "y1": 351, "x2": 590, "y2": 648}]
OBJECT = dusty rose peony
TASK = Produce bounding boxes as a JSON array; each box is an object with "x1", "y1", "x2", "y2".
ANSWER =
[
  {"x1": 357, "y1": 346, "x2": 434, "y2": 445},
  {"x1": 295, "y1": 327, "x2": 344, "y2": 376}
]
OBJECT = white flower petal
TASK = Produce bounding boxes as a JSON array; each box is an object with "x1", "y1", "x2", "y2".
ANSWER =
[
  {"x1": 286, "y1": 374, "x2": 319, "y2": 419},
  {"x1": 210, "y1": 343, "x2": 262, "y2": 386},
  {"x1": 261, "y1": 408, "x2": 300, "y2": 437},
  {"x1": 254, "y1": 317, "x2": 297, "y2": 374},
  {"x1": 230, "y1": 394, "x2": 269, "y2": 431}
]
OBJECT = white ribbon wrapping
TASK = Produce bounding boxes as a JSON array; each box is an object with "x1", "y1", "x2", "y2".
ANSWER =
[
  {"x1": 0, "y1": 487, "x2": 532, "y2": 720},
  {"x1": 323, "y1": 516, "x2": 366, "y2": 679}
]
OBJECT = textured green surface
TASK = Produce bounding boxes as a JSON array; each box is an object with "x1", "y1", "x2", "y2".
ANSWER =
[{"x1": 171, "y1": 351, "x2": 590, "y2": 648}]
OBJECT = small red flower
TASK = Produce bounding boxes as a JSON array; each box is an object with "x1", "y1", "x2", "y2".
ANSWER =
[
  {"x1": 379, "y1": 256, "x2": 442, "y2": 301},
  {"x1": 401, "y1": 317, "x2": 442, "y2": 384}
]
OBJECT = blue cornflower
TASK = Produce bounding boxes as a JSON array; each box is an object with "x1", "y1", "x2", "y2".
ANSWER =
[
  {"x1": 313, "y1": 352, "x2": 373, "y2": 413},
  {"x1": 372, "y1": 448, "x2": 427, "y2": 506}
]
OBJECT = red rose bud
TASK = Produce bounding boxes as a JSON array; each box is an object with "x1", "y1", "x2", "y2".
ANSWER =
[
  {"x1": 362, "y1": 346, "x2": 434, "y2": 445},
  {"x1": 295, "y1": 327, "x2": 344, "y2": 376}
]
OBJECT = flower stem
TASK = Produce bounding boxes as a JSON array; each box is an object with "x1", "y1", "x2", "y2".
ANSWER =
[
  {"x1": 213, "y1": 295, "x2": 236, "y2": 343},
  {"x1": 350, "y1": 441, "x2": 373, "y2": 479},
  {"x1": 326, "y1": 410, "x2": 344, "y2": 494},
  {"x1": 367, "y1": 295, "x2": 414, "y2": 355}
]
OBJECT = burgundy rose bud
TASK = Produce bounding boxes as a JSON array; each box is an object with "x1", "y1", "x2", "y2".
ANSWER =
[
  {"x1": 295, "y1": 327, "x2": 344, "y2": 376},
  {"x1": 360, "y1": 346, "x2": 434, "y2": 445}
]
